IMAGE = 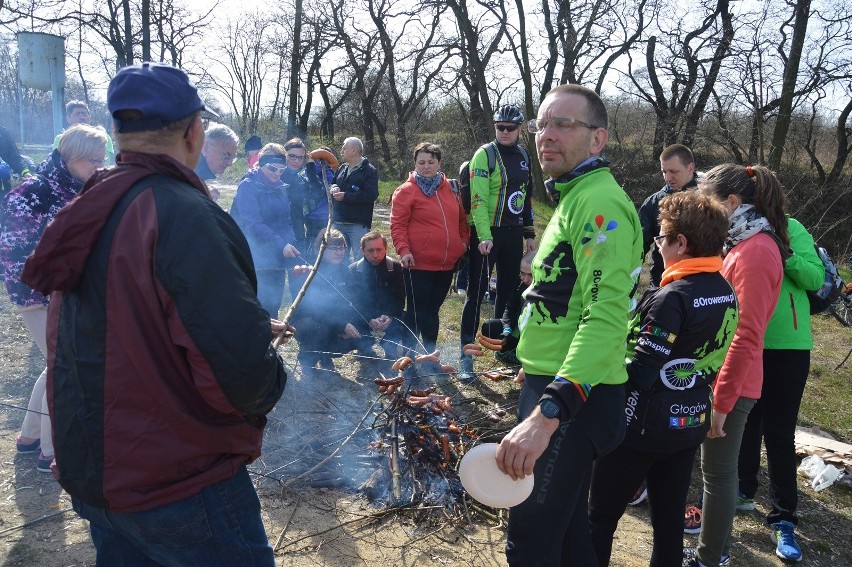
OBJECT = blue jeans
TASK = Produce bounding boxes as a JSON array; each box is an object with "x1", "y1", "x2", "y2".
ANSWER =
[{"x1": 72, "y1": 466, "x2": 274, "y2": 566}]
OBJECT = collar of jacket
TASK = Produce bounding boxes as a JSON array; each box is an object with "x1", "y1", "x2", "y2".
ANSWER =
[
  {"x1": 545, "y1": 156, "x2": 610, "y2": 201},
  {"x1": 41, "y1": 149, "x2": 84, "y2": 194}
]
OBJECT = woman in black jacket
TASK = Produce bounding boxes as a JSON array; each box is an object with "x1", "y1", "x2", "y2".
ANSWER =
[{"x1": 588, "y1": 191, "x2": 740, "y2": 567}]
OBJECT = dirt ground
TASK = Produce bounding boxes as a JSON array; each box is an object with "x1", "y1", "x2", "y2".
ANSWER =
[{"x1": 0, "y1": 193, "x2": 850, "y2": 566}]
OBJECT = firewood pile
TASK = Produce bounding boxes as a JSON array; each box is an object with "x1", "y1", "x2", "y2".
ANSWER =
[{"x1": 254, "y1": 348, "x2": 520, "y2": 515}]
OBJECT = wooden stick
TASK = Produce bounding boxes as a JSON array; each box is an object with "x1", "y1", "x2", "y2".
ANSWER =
[
  {"x1": 273, "y1": 497, "x2": 301, "y2": 551},
  {"x1": 275, "y1": 504, "x2": 414, "y2": 551},
  {"x1": 272, "y1": 162, "x2": 334, "y2": 349},
  {"x1": 391, "y1": 416, "x2": 401, "y2": 501},
  {"x1": 0, "y1": 507, "x2": 73, "y2": 536}
]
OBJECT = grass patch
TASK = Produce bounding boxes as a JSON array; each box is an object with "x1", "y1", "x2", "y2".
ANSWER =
[{"x1": 801, "y1": 315, "x2": 852, "y2": 441}]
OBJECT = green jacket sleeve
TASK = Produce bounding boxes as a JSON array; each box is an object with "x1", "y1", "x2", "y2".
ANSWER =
[
  {"x1": 785, "y1": 218, "x2": 825, "y2": 292},
  {"x1": 469, "y1": 147, "x2": 494, "y2": 241}
]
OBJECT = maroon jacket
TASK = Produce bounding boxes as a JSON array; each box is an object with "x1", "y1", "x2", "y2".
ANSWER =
[{"x1": 22, "y1": 152, "x2": 286, "y2": 512}]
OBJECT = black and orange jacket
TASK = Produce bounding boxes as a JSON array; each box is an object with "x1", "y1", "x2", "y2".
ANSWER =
[{"x1": 22, "y1": 152, "x2": 286, "y2": 513}]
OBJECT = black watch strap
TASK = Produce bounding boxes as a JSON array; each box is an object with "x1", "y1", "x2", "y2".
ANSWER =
[{"x1": 539, "y1": 398, "x2": 562, "y2": 420}]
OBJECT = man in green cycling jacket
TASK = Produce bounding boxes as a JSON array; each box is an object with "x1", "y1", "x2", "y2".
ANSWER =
[{"x1": 496, "y1": 84, "x2": 643, "y2": 566}]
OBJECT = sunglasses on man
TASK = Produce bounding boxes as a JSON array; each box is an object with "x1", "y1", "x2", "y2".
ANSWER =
[{"x1": 495, "y1": 124, "x2": 520, "y2": 132}]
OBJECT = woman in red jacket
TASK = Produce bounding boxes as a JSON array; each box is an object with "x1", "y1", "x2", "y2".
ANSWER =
[
  {"x1": 685, "y1": 164, "x2": 789, "y2": 567},
  {"x1": 390, "y1": 143, "x2": 469, "y2": 353}
]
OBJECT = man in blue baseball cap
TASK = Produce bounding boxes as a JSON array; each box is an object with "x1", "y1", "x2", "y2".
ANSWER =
[{"x1": 21, "y1": 62, "x2": 288, "y2": 566}]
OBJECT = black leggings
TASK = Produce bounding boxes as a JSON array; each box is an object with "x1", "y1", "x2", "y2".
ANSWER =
[
  {"x1": 402, "y1": 269, "x2": 453, "y2": 353},
  {"x1": 460, "y1": 225, "x2": 523, "y2": 347},
  {"x1": 589, "y1": 443, "x2": 699, "y2": 567},
  {"x1": 738, "y1": 349, "x2": 810, "y2": 525}
]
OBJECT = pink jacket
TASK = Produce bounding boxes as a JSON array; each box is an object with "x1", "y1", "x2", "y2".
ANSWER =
[
  {"x1": 713, "y1": 232, "x2": 783, "y2": 414},
  {"x1": 390, "y1": 173, "x2": 469, "y2": 271}
]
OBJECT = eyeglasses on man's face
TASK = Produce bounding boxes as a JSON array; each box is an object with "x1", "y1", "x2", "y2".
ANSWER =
[
  {"x1": 287, "y1": 153, "x2": 306, "y2": 161},
  {"x1": 653, "y1": 234, "x2": 669, "y2": 247},
  {"x1": 528, "y1": 116, "x2": 599, "y2": 133}
]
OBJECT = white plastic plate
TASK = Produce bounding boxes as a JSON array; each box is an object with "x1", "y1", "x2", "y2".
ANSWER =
[{"x1": 458, "y1": 442, "x2": 534, "y2": 508}]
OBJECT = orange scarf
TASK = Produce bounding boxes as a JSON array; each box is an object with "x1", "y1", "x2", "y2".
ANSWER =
[{"x1": 660, "y1": 256, "x2": 723, "y2": 287}]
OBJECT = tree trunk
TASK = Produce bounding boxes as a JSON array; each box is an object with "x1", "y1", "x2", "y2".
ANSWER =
[
  {"x1": 287, "y1": 0, "x2": 303, "y2": 138},
  {"x1": 826, "y1": 95, "x2": 852, "y2": 186},
  {"x1": 768, "y1": 0, "x2": 811, "y2": 170},
  {"x1": 122, "y1": 0, "x2": 133, "y2": 66},
  {"x1": 141, "y1": 0, "x2": 150, "y2": 62}
]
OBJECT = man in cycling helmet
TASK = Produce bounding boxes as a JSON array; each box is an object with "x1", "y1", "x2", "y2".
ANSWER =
[{"x1": 459, "y1": 104, "x2": 536, "y2": 379}]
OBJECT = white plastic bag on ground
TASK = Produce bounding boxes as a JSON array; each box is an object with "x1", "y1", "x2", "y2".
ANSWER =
[
  {"x1": 798, "y1": 455, "x2": 827, "y2": 479},
  {"x1": 797, "y1": 454, "x2": 843, "y2": 491},
  {"x1": 813, "y1": 464, "x2": 843, "y2": 491}
]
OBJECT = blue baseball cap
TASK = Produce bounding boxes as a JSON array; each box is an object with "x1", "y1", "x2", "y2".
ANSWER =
[{"x1": 108, "y1": 62, "x2": 219, "y2": 133}]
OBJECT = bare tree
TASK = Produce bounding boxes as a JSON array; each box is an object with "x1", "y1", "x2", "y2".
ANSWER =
[
  {"x1": 150, "y1": 0, "x2": 216, "y2": 67},
  {"x1": 327, "y1": 0, "x2": 391, "y2": 160},
  {"x1": 538, "y1": 0, "x2": 654, "y2": 97},
  {"x1": 206, "y1": 17, "x2": 272, "y2": 136},
  {"x1": 368, "y1": 0, "x2": 452, "y2": 177},
  {"x1": 826, "y1": 92, "x2": 852, "y2": 185},
  {"x1": 444, "y1": 0, "x2": 509, "y2": 142},
  {"x1": 626, "y1": 0, "x2": 734, "y2": 156}
]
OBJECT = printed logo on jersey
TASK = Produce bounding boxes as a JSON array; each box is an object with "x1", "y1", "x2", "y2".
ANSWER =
[
  {"x1": 508, "y1": 190, "x2": 525, "y2": 214},
  {"x1": 520, "y1": 159, "x2": 529, "y2": 172},
  {"x1": 659, "y1": 358, "x2": 700, "y2": 390},
  {"x1": 641, "y1": 324, "x2": 677, "y2": 344},
  {"x1": 580, "y1": 214, "x2": 618, "y2": 255},
  {"x1": 637, "y1": 336, "x2": 671, "y2": 356},
  {"x1": 474, "y1": 168, "x2": 489, "y2": 178},
  {"x1": 668, "y1": 403, "x2": 708, "y2": 429}
]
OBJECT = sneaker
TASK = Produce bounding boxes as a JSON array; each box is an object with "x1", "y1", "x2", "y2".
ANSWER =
[
  {"x1": 628, "y1": 482, "x2": 648, "y2": 506},
  {"x1": 37, "y1": 452, "x2": 53, "y2": 473},
  {"x1": 682, "y1": 548, "x2": 730, "y2": 567},
  {"x1": 458, "y1": 355, "x2": 475, "y2": 382},
  {"x1": 684, "y1": 504, "x2": 702, "y2": 534},
  {"x1": 771, "y1": 520, "x2": 803, "y2": 562},
  {"x1": 16, "y1": 436, "x2": 40, "y2": 454},
  {"x1": 736, "y1": 491, "x2": 756, "y2": 511}
]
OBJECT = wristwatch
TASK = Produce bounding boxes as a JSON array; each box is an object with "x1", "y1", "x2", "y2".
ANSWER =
[{"x1": 539, "y1": 398, "x2": 562, "y2": 420}]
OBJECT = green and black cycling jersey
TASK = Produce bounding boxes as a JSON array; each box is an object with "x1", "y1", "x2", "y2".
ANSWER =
[
  {"x1": 517, "y1": 160, "x2": 643, "y2": 419},
  {"x1": 623, "y1": 271, "x2": 738, "y2": 451},
  {"x1": 469, "y1": 142, "x2": 534, "y2": 240}
]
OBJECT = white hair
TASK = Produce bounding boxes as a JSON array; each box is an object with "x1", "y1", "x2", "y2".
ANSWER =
[
  {"x1": 343, "y1": 137, "x2": 363, "y2": 155},
  {"x1": 204, "y1": 123, "x2": 239, "y2": 146}
]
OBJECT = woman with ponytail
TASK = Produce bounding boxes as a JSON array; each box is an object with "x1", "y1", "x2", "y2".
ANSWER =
[{"x1": 684, "y1": 164, "x2": 788, "y2": 567}]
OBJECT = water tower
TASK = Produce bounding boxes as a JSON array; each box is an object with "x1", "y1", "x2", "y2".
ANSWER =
[{"x1": 16, "y1": 32, "x2": 65, "y2": 143}]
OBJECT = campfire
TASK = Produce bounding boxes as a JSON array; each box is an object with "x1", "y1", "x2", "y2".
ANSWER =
[{"x1": 255, "y1": 347, "x2": 519, "y2": 516}]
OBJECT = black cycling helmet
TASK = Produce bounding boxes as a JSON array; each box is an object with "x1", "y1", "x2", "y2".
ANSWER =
[{"x1": 493, "y1": 104, "x2": 524, "y2": 124}]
